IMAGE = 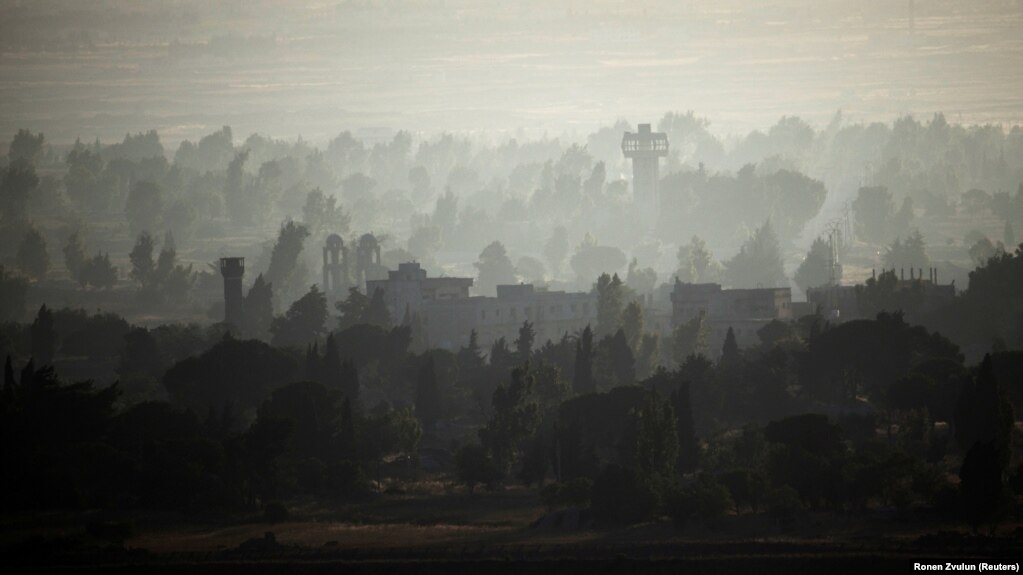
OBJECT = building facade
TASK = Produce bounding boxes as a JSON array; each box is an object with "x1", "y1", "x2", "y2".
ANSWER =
[
  {"x1": 366, "y1": 262, "x2": 474, "y2": 323},
  {"x1": 806, "y1": 268, "x2": 955, "y2": 321},
  {"x1": 670, "y1": 280, "x2": 793, "y2": 351},
  {"x1": 366, "y1": 262, "x2": 597, "y2": 351}
]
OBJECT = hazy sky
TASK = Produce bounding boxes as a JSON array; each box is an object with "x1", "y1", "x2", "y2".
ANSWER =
[{"x1": 2, "y1": 0, "x2": 1022, "y2": 146}]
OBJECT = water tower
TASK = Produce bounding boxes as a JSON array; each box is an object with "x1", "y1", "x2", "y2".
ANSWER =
[
  {"x1": 220, "y1": 257, "x2": 245, "y2": 328},
  {"x1": 621, "y1": 123, "x2": 669, "y2": 203}
]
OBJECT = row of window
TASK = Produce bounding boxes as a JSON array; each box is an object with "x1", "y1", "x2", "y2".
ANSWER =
[{"x1": 481, "y1": 302, "x2": 591, "y2": 321}]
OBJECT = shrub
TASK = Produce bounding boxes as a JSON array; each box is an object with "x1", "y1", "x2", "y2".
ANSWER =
[
  {"x1": 590, "y1": 464, "x2": 657, "y2": 525},
  {"x1": 454, "y1": 443, "x2": 501, "y2": 494},
  {"x1": 540, "y1": 477, "x2": 592, "y2": 510},
  {"x1": 766, "y1": 486, "x2": 802, "y2": 530},
  {"x1": 263, "y1": 501, "x2": 289, "y2": 524},
  {"x1": 327, "y1": 460, "x2": 365, "y2": 497},
  {"x1": 694, "y1": 480, "x2": 733, "y2": 528},
  {"x1": 666, "y1": 476, "x2": 733, "y2": 530}
]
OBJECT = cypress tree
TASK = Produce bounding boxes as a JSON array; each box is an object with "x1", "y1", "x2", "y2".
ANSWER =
[
  {"x1": 19, "y1": 359, "x2": 34, "y2": 388},
  {"x1": 721, "y1": 327, "x2": 739, "y2": 366},
  {"x1": 322, "y1": 334, "x2": 342, "y2": 389},
  {"x1": 304, "y1": 342, "x2": 320, "y2": 382},
  {"x1": 954, "y1": 354, "x2": 1014, "y2": 471},
  {"x1": 572, "y1": 325, "x2": 594, "y2": 395},
  {"x1": 514, "y1": 320, "x2": 535, "y2": 363},
  {"x1": 30, "y1": 304, "x2": 55, "y2": 365},
  {"x1": 608, "y1": 328, "x2": 636, "y2": 387}
]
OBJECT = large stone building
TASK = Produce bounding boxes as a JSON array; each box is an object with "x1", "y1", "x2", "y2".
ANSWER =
[
  {"x1": 366, "y1": 262, "x2": 474, "y2": 325},
  {"x1": 806, "y1": 267, "x2": 955, "y2": 320},
  {"x1": 670, "y1": 280, "x2": 793, "y2": 351},
  {"x1": 366, "y1": 262, "x2": 597, "y2": 351},
  {"x1": 423, "y1": 284, "x2": 597, "y2": 350}
]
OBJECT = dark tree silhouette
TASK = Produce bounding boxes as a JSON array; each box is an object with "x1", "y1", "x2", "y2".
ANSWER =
[
  {"x1": 224, "y1": 150, "x2": 250, "y2": 225},
  {"x1": 415, "y1": 357, "x2": 441, "y2": 430},
  {"x1": 514, "y1": 320, "x2": 535, "y2": 363},
  {"x1": 454, "y1": 443, "x2": 499, "y2": 495},
  {"x1": 242, "y1": 274, "x2": 274, "y2": 339},
  {"x1": 590, "y1": 463, "x2": 657, "y2": 525},
  {"x1": 4, "y1": 355, "x2": 16, "y2": 400},
  {"x1": 340, "y1": 359, "x2": 359, "y2": 403},
  {"x1": 635, "y1": 392, "x2": 679, "y2": 481},
  {"x1": 1, "y1": 160, "x2": 39, "y2": 221},
  {"x1": 479, "y1": 366, "x2": 539, "y2": 473},
  {"x1": 954, "y1": 354, "x2": 1014, "y2": 471},
  {"x1": 30, "y1": 304, "x2": 56, "y2": 365},
  {"x1": 119, "y1": 327, "x2": 164, "y2": 380},
  {"x1": 63, "y1": 231, "x2": 86, "y2": 285},
  {"x1": 959, "y1": 440, "x2": 1006, "y2": 531},
  {"x1": 64, "y1": 144, "x2": 106, "y2": 211},
  {"x1": 883, "y1": 230, "x2": 929, "y2": 271},
  {"x1": 0, "y1": 265, "x2": 28, "y2": 322},
  {"x1": 595, "y1": 272, "x2": 624, "y2": 338},
  {"x1": 261, "y1": 380, "x2": 341, "y2": 460},
  {"x1": 163, "y1": 336, "x2": 296, "y2": 413},
  {"x1": 489, "y1": 337, "x2": 513, "y2": 372},
  {"x1": 601, "y1": 328, "x2": 635, "y2": 387},
  {"x1": 125, "y1": 180, "x2": 163, "y2": 235},
  {"x1": 721, "y1": 327, "x2": 740, "y2": 366},
  {"x1": 572, "y1": 325, "x2": 595, "y2": 395},
  {"x1": 852, "y1": 186, "x2": 895, "y2": 243},
  {"x1": 474, "y1": 241, "x2": 516, "y2": 296},
  {"x1": 16, "y1": 226, "x2": 48, "y2": 281},
  {"x1": 671, "y1": 380, "x2": 699, "y2": 474},
  {"x1": 622, "y1": 301, "x2": 643, "y2": 351},
  {"x1": 794, "y1": 236, "x2": 836, "y2": 291},
  {"x1": 271, "y1": 285, "x2": 328, "y2": 348},
  {"x1": 266, "y1": 220, "x2": 310, "y2": 303},
  {"x1": 364, "y1": 287, "x2": 392, "y2": 328},
  {"x1": 81, "y1": 252, "x2": 117, "y2": 290},
  {"x1": 304, "y1": 342, "x2": 320, "y2": 381},
  {"x1": 336, "y1": 287, "x2": 369, "y2": 330},
  {"x1": 8, "y1": 129, "x2": 44, "y2": 164},
  {"x1": 153, "y1": 231, "x2": 195, "y2": 303},
  {"x1": 724, "y1": 220, "x2": 786, "y2": 289},
  {"x1": 318, "y1": 333, "x2": 340, "y2": 384},
  {"x1": 129, "y1": 232, "x2": 156, "y2": 289}
]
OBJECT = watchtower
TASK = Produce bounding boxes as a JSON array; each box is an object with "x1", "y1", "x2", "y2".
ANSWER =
[
  {"x1": 323, "y1": 233, "x2": 348, "y2": 302},
  {"x1": 219, "y1": 257, "x2": 245, "y2": 328},
  {"x1": 621, "y1": 123, "x2": 669, "y2": 203}
]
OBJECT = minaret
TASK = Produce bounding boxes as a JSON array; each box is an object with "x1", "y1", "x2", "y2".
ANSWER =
[
  {"x1": 621, "y1": 123, "x2": 669, "y2": 204},
  {"x1": 220, "y1": 257, "x2": 245, "y2": 328}
]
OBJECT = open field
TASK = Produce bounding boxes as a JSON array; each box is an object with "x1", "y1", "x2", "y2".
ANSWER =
[{"x1": 3, "y1": 481, "x2": 1022, "y2": 573}]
